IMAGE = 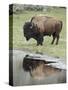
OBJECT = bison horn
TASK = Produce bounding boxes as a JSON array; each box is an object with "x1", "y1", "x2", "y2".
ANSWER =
[{"x1": 30, "y1": 23, "x2": 34, "y2": 29}]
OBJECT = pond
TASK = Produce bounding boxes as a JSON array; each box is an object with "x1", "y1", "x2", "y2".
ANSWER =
[{"x1": 9, "y1": 50, "x2": 66, "y2": 86}]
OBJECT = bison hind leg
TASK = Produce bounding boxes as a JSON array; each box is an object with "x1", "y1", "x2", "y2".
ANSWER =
[
  {"x1": 51, "y1": 32, "x2": 60, "y2": 45},
  {"x1": 56, "y1": 35, "x2": 59, "y2": 45},
  {"x1": 51, "y1": 34, "x2": 56, "y2": 44}
]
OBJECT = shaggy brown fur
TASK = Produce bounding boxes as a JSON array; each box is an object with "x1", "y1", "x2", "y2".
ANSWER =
[{"x1": 23, "y1": 16, "x2": 62, "y2": 45}]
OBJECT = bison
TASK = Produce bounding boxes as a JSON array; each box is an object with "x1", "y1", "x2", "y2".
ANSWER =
[{"x1": 23, "y1": 16, "x2": 63, "y2": 45}]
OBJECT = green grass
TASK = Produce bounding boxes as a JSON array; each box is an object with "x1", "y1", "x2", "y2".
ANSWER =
[{"x1": 9, "y1": 7, "x2": 66, "y2": 58}]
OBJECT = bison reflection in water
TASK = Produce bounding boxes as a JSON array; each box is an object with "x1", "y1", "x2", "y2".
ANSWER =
[
  {"x1": 23, "y1": 16, "x2": 63, "y2": 46},
  {"x1": 23, "y1": 55, "x2": 62, "y2": 80}
]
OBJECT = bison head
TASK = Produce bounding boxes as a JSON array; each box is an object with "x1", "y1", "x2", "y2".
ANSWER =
[{"x1": 23, "y1": 22, "x2": 37, "y2": 41}]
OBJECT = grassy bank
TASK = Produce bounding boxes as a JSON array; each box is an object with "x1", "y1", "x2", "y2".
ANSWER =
[{"x1": 9, "y1": 7, "x2": 66, "y2": 58}]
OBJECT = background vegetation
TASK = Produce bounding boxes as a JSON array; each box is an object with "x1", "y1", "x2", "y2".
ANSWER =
[{"x1": 9, "y1": 4, "x2": 66, "y2": 58}]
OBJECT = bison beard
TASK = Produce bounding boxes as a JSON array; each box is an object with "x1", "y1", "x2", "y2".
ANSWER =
[{"x1": 23, "y1": 16, "x2": 63, "y2": 45}]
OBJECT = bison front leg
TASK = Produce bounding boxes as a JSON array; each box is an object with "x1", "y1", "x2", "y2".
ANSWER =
[
  {"x1": 37, "y1": 42, "x2": 41, "y2": 46},
  {"x1": 37, "y1": 39, "x2": 43, "y2": 46},
  {"x1": 37, "y1": 34, "x2": 43, "y2": 46}
]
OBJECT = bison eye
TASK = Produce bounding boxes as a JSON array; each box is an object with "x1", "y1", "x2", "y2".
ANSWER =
[{"x1": 30, "y1": 26, "x2": 33, "y2": 29}]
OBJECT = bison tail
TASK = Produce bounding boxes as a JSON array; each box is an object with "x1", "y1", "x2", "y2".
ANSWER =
[{"x1": 30, "y1": 17, "x2": 35, "y2": 22}]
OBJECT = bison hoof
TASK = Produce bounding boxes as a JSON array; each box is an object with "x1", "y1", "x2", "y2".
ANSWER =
[
  {"x1": 56, "y1": 43, "x2": 58, "y2": 45},
  {"x1": 37, "y1": 44, "x2": 39, "y2": 46},
  {"x1": 51, "y1": 42, "x2": 54, "y2": 45},
  {"x1": 39, "y1": 43, "x2": 43, "y2": 45},
  {"x1": 37, "y1": 43, "x2": 43, "y2": 46}
]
